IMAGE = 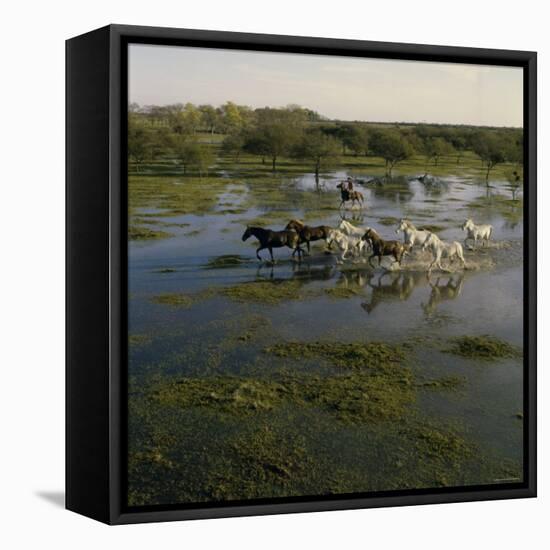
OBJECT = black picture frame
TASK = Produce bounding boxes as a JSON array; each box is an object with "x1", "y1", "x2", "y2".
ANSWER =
[{"x1": 66, "y1": 24, "x2": 537, "y2": 525}]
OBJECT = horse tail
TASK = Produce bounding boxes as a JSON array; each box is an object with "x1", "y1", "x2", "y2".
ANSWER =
[
  {"x1": 488, "y1": 226, "x2": 493, "y2": 240},
  {"x1": 358, "y1": 192, "x2": 364, "y2": 203}
]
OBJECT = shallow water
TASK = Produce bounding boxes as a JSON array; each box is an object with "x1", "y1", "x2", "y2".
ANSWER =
[{"x1": 128, "y1": 170, "x2": 524, "y2": 505}]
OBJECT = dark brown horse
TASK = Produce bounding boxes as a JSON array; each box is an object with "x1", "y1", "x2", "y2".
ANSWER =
[
  {"x1": 362, "y1": 228, "x2": 409, "y2": 267},
  {"x1": 337, "y1": 181, "x2": 364, "y2": 209},
  {"x1": 285, "y1": 219, "x2": 332, "y2": 253},
  {"x1": 242, "y1": 226, "x2": 303, "y2": 262}
]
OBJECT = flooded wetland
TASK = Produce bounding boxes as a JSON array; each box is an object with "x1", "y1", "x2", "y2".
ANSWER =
[{"x1": 127, "y1": 152, "x2": 524, "y2": 506}]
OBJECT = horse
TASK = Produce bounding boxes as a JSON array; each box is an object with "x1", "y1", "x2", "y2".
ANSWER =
[
  {"x1": 285, "y1": 219, "x2": 332, "y2": 253},
  {"x1": 326, "y1": 229, "x2": 367, "y2": 264},
  {"x1": 462, "y1": 219, "x2": 493, "y2": 249},
  {"x1": 242, "y1": 226, "x2": 303, "y2": 262},
  {"x1": 337, "y1": 181, "x2": 364, "y2": 209},
  {"x1": 338, "y1": 219, "x2": 370, "y2": 239},
  {"x1": 362, "y1": 228, "x2": 409, "y2": 268},
  {"x1": 422, "y1": 232, "x2": 466, "y2": 273},
  {"x1": 395, "y1": 219, "x2": 432, "y2": 250}
]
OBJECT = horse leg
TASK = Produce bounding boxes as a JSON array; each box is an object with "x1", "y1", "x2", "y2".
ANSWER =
[
  {"x1": 268, "y1": 247, "x2": 274, "y2": 263},
  {"x1": 256, "y1": 246, "x2": 265, "y2": 261},
  {"x1": 428, "y1": 254, "x2": 437, "y2": 273},
  {"x1": 306, "y1": 240, "x2": 311, "y2": 254}
]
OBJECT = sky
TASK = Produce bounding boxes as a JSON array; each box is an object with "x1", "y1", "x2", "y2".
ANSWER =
[{"x1": 129, "y1": 44, "x2": 523, "y2": 127}]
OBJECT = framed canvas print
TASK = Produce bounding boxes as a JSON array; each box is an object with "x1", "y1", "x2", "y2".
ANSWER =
[{"x1": 66, "y1": 24, "x2": 537, "y2": 524}]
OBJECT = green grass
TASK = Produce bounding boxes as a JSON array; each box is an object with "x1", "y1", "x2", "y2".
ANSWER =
[
  {"x1": 265, "y1": 341, "x2": 406, "y2": 371},
  {"x1": 446, "y1": 335, "x2": 522, "y2": 360},
  {"x1": 203, "y1": 255, "x2": 249, "y2": 269},
  {"x1": 128, "y1": 225, "x2": 174, "y2": 241}
]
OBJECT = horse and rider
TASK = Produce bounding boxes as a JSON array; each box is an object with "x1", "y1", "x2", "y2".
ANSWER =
[{"x1": 337, "y1": 176, "x2": 364, "y2": 209}]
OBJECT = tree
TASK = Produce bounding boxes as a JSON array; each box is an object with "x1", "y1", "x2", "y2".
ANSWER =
[
  {"x1": 448, "y1": 134, "x2": 468, "y2": 164},
  {"x1": 166, "y1": 103, "x2": 202, "y2": 135},
  {"x1": 422, "y1": 137, "x2": 455, "y2": 167},
  {"x1": 171, "y1": 136, "x2": 214, "y2": 177},
  {"x1": 127, "y1": 116, "x2": 153, "y2": 171},
  {"x1": 182, "y1": 103, "x2": 202, "y2": 134},
  {"x1": 471, "y1": 131, "x2": 513, "y2": 183},
  {"x1": 243, "y1": 108, "x2": 303, "y2": 171},
  {"x1": 221, "y1": 133, "x2": 245, "y2": 162},
  {"x1": 170, "y1": 133, "x2": 193, "y2": 174},
  {"x1": 292, "y1": 128, "x2": 341, "y2": 179},
  {"x1": 333, "y1": 124, "x2": 369, "y2": 156},
  {"x1": 189, "y1": 143, "x2": 215, "y2": 177},
  {"x1": 199, "y1": 104, "x2": 220, "y2": 135},
  {"x1": 369, "y1": 129, "x2": 416, "y2": 177},
  {"x1": 220, "y1": 101, "x2": 254, "y2": 134},
  {"x1": 505, "y1": 167, "x2": 523, "y2": 200}
]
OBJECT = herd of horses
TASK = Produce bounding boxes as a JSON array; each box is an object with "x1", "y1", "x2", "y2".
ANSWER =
[{"x1": 242, "y1": 214, "x2": 493, "y2": 274}]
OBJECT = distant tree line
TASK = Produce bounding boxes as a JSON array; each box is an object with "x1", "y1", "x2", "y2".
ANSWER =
[{"x1": 128, "y1": 102, "x2": 523, "y2": 183}]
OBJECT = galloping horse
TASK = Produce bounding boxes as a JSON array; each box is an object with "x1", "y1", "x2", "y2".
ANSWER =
[
  {"x1": 337, "y1": 181, "x2": 364, "y2": 209},
  {"x1": 422, "y1": 232, "x2": 466, "y2": 273},
  {"x1": 362, "y1": 228, "x2": 409, "y2": 268},
  {"x1": 242, "y1": 226, "x2": 303, "y2": 262},
  {"x1": 285, "y1": 219, "x2": 332, "y2": 253},
  {"x1": 462, "y1": 219, "x2": 493, "y2": 249},
  {"x1": 395, "y1": 219, "x2": 432, "y2": 250}
]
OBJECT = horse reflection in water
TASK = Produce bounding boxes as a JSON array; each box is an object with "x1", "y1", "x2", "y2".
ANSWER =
[
  {"x1": 360, "y1": 271, "x2": 425, "y2": 314},
  {"x1": 256, "y1": 261, "x2": 335, "y2": 282},
  {"x1": 421, "y1": 274, "x2": 465, "y2": 316}
]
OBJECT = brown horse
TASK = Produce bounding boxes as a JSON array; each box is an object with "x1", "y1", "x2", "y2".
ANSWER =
[
  {"x1": 285, "y1": 219, "x2": 332, "y2": 253},
  {"x1": 362, "y1": 228, "x2": 409, "y2": 267},
  {"x1": 337, "y1": 181, "x2": 364, "y2": 209},
  {"x1": 242, "y1": 226, "x2": 303, "y2": 262}
]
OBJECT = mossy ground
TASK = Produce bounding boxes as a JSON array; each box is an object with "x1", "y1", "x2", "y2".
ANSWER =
[
  {"x1": 129, "y1": 225, "x2": 174, "y2": 241},
  {"x1": 128, "y1": 338, "x2": 521, "y2": 505},
  {"x1": 446, "y1": 335, "x2": 522, "y2": 360},
  {"x1": 378, "y1": 216, "x2": 400, "y2": 226},
  {"x1": 150, "y1": 279, "x2": 320, "y2": 307},
  {"x1": 203, "y1": 254, "x2": 249, "y2": 269},
  {"x1": 324, "y1": 287, "x2": 364, "y2": 299}
]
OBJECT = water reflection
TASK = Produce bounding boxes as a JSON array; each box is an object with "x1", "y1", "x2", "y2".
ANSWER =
[
  {"x1": 360, "y1": 271, "x2": 426, "y2": 314},
  {"x1": 256, "y1": 261, "x2": 336, "y2": 281},
  {"x1": 421, "y1": 274, "x2": 465, "y2": 316}
]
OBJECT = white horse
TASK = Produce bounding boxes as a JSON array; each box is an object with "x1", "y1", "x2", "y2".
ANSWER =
[
  {"x1": 338, "y1": 219, "x2": 370, "y2": 238},
  {"x1": 327, "y1": 229, "x2": 367, "y2": 263},
  {"x1": 422, "y1": 232, "x2": 466, "y2": 273},
  {"x1": 462, "y1": 219, "x2": 493, "y2": 248},
  {"x1": 395, "y1": 219, "x2": 432, "y2": 249}
]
